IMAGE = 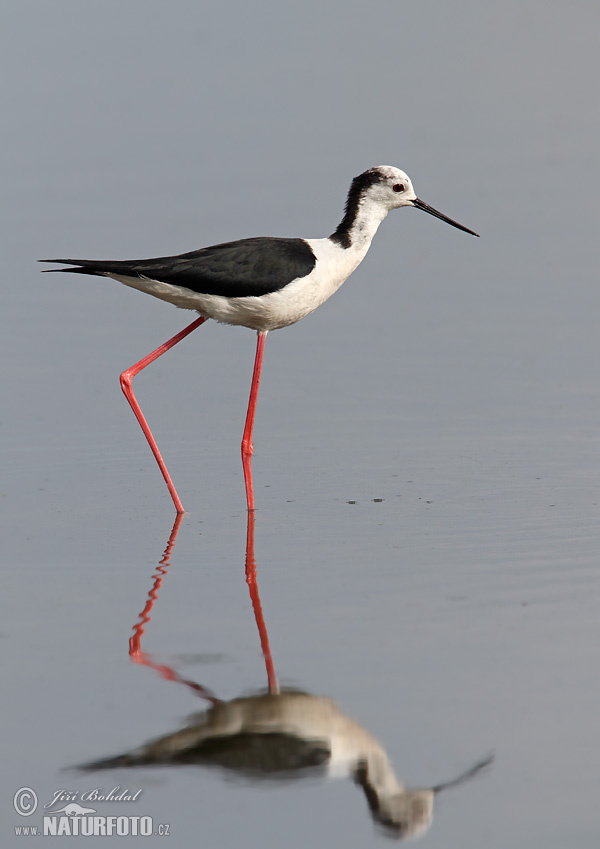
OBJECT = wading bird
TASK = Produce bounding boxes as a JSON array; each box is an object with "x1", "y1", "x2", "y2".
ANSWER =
[{"x1": 42, "y1": 166, "x2": 478, "y2": 513}]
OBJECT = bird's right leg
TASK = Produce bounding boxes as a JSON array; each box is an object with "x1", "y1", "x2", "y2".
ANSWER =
[
  {"x1": 120, "y1": 316, "x2": 207, "y2": 513},
  {"x1": 241, "y1": 331, "x2": 267, "y2": 512}
]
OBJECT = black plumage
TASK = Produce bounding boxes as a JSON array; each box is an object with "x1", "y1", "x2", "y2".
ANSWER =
[
  {"x1": 41, "y1": 236, "x2": 317, "y2": 298},
  {"x1": 330, "y1": 167, "x2": 386, "y2": 248}
]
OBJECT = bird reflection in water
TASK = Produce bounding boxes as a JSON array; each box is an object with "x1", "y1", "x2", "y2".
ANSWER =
[{"x1": 80, "y1": 511, "x2": 492, "y2": 839}]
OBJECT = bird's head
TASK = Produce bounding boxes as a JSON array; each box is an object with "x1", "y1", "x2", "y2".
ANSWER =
[
  {"x1": 357, "y1": 166, "x2": 416, "y2": 210},
  {"x1": 357, "y1": 166, "x2": 479, "y2": 236}
]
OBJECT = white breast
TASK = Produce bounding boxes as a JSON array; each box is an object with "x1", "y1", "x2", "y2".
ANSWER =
[{"x1": 110, "y1": 237, "x2": 371, "y2": 332}]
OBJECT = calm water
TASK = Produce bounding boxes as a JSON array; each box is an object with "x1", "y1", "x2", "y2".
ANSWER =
[{"x1": 3, "y1": 3, "x2": 599, "y2": 846}]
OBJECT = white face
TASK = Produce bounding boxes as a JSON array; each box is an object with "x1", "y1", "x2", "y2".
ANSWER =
[
  {"x1": 366, "y1": 166, "x2": 417, "y2": 210},
  {"x1": 362, "y1": 165, "x2": 479, "y2": 236}
]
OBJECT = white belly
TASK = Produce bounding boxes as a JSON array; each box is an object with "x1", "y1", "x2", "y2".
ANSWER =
[{"x1": 110, "y1": 238, "x2": 369, "y2": 332}]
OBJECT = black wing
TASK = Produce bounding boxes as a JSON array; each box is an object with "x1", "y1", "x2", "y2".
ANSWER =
[{"x1": 41, "y1": 237, "x2": 316, "y2": 298}]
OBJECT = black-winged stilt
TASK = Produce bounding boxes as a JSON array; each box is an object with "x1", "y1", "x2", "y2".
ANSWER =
[{"x1": 42, "y1": 166, "x2": 478, "y2": 513}]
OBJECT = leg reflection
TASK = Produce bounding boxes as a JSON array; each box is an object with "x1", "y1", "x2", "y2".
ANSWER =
[
  {"x1": 245, "y1": 508, "x2": 279, "y2": 694},
  {"x1": 128, "y1": 510, "x2": 278, "y2": 697},
  {"x1": 128, "y1": 512, "x2": 220, "y2": 704}
]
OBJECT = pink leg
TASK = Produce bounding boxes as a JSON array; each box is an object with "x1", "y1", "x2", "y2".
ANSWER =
[
  {"x1": 241, "y1": 331, "x2": 267, "y2": 512},
  {"x1": 120, "y1": 316, "x2": 207, "y2": 513}
]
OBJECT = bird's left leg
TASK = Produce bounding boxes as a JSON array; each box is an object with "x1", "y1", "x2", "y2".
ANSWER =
[
  {"x1": 241, "y1": 331, "x2": 267, "y2": 512},
  {"x1": 120, "y1": 315, "x2": 207, "y2": 513}
]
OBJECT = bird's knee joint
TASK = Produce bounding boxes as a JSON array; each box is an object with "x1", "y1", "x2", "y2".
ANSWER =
[{"x1": 120, "y1": 371, "x2": 132, "y2": 392}]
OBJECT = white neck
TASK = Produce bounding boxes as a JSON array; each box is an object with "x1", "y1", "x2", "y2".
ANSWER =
[
  {"x1": 330, "y1": 190, "x2": 390, "y2": 251},
  {"x1": 346, "y1": 196, "x2": 389, "y2": 248}
]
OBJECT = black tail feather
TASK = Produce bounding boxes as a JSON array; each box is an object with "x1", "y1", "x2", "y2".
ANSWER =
[{"x1": 39, "y1": 259, "x2": 121, "y2": 277}]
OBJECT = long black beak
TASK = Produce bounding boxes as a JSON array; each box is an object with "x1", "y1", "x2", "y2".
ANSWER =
[{"x1": 412, "y1": 197, "x2": 479, "y2": 237}]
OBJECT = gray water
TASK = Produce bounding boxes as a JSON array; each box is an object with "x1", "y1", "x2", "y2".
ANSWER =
[{"x1": 2, "y1": 2, "x2": 599, "y2": 846}]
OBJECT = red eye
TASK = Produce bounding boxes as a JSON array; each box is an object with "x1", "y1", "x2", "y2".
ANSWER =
[{"x1": 393, "y1": 183, "x2": 405, "y2": 193}]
